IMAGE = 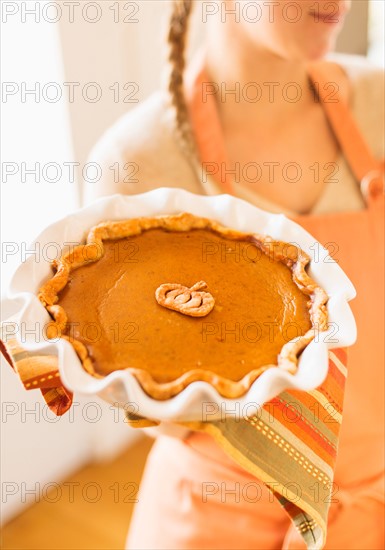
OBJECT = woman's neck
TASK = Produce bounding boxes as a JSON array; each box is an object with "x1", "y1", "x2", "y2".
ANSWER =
[{"x1": 204, "y1": 23, "x2": 316, "y2": 128}]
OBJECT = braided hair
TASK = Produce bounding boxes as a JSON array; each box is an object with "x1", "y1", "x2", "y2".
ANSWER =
[{"x1": 167, "y1": 0, "x2": 196, "y2": 156}]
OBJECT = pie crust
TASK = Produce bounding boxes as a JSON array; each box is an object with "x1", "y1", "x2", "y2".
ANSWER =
[{"x1": 38, "y1": 212, "x2": 328, "y2": 400}]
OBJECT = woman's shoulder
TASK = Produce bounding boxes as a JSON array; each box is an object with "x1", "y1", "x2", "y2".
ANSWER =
[
  {"x1": 320, "y1": 53, "x2": 384, "y2": 159},
  {"x1": 328, "y1": 52, "x2": 384, "y2": 82},
  {"x1": 84, "y1": 91, "x2": 199, "y2": 202}
]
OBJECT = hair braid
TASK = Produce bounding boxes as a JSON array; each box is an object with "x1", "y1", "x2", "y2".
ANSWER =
[{"x1": 168, "y1": 0, "x2": 196, "y2": 156}]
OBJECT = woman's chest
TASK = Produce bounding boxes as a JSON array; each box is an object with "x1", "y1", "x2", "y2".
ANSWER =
[{"x1": 223, "y1": 106, "x2": 341, "y2": 214}]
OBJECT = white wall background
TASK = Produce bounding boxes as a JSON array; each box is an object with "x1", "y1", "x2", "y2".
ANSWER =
[{"x1": 0, "y1": 1, "x2": 146, "y2": 525}]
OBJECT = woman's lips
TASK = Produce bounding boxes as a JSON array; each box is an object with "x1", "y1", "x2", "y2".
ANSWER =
[{"x1": 309, "y1": 10, "x2": 346, "y2": 25}]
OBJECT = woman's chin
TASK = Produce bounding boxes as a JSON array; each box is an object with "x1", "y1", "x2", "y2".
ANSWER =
[
  {"x1": 301, "y1": 36, "x2": 339, "y2": 62},
  {"x1": 275, "y1": 33, "x2": 340, "y2": 63}
]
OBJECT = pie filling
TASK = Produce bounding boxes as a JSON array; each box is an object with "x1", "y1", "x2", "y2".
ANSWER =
[{"x1": 38, "y1": 213, "x2": 328, "y2": 399}]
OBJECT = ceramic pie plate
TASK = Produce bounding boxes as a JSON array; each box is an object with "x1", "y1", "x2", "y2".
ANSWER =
[{"x1": 2, "y1": 188, "x2": 357, "y2": 422}]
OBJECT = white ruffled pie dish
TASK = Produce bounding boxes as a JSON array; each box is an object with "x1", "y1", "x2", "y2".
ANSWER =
[{"x1": 3, "y1": 188, "x2": 357, "y2": 422}]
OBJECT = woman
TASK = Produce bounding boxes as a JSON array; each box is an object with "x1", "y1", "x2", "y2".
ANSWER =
[{"x1": 86, "y1": 1, "x2": 384, "y2": 548}]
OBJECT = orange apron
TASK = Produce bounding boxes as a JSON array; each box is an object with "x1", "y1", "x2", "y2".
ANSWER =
[{"x1": 127, "y1": 61, "x2": 384, "y2": 549}]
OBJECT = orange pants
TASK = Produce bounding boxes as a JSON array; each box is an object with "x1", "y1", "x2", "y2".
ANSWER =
[{"x1": 126, "y1": 433, "x2": 384, "y2": 550}]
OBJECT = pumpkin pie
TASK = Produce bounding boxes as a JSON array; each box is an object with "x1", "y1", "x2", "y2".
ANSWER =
[{"x1": 38, "y1": 213, "x2": 328, "y2": 400}]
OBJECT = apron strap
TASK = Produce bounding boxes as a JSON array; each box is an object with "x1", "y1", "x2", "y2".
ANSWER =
[{"x1": 307, "y1": 61, "x2": 384, "y2": 202}]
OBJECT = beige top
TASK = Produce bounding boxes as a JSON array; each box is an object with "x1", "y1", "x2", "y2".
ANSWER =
[{"x1": 85, "y1": 53, "x2": 384, "y2": 215}]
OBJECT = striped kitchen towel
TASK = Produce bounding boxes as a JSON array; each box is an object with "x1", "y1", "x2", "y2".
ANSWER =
[{"x1": 1, "y1": 337, "x2": 73, "y2": 416}]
